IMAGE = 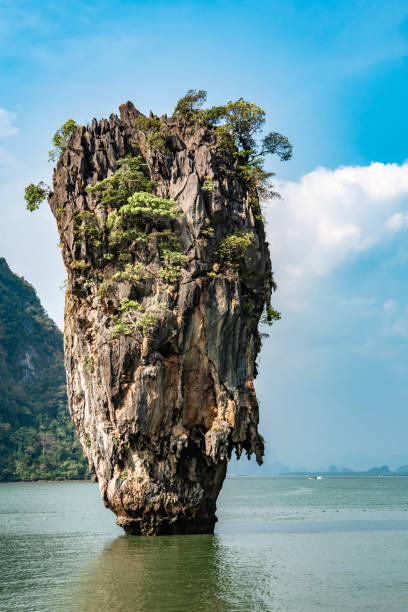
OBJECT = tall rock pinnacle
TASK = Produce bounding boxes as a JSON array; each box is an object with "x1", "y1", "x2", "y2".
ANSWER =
[{"x1": 49, "y1": 101, "x2": 274, "y2": 534}]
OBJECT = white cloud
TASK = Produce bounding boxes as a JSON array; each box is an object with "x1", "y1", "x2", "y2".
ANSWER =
[
  {"x1": 383, "y1": 300, "x2": 397, "y2": 314},
  {"x1": 0, "y1": 108, "x2": 18, "y2": 139},
  {"x1": 385, "y1": 211, "x2": 408, "y2": 232},
  {"x1": 390, "y1": 318, "x2": 408, "y2": 339},
  {"x1": 0, "y1": 109, "x2": 18, "y2": 181},
  {"x1": 267, "y1": 162, "x2": 408, "y2": 291}
]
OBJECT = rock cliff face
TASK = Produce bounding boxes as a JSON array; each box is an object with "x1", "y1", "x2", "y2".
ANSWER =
[{"x1": 49, "y1": 102, "x2": 273, "y2": 534}]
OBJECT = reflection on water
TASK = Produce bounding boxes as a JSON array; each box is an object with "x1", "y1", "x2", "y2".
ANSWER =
[{"x1": 68, "y1": 534, "x2": 270, "y2": 611}]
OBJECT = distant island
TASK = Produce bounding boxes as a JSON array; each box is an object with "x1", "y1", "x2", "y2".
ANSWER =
[
  {"x1": 228, "y1": 455, "x2": 408, "y2": 477},
  {"x1": 282, "y1": 464, "x2": 408, "y2": 477},
  {"x1": 0, "y1": 258, "x2": 88, "y2": 481}
]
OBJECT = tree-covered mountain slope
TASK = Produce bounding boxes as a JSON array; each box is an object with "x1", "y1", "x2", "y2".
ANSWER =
[{"x1": 0, "y1": 257, "x2": 87, "y2": 481}]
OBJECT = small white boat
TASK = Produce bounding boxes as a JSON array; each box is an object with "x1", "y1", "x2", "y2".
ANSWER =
[{"x1": 316, "y1": 476, "x2": 323, "y2": 480}]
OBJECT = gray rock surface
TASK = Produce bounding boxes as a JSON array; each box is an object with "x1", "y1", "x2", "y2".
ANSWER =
[{"x1": 49, "y1": 102, "x2": 273, "y2": 534}]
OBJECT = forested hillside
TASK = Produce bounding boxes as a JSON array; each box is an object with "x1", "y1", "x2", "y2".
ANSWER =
[{"x1": 0, "y1": 258, "x2": 87, "y2": 480}]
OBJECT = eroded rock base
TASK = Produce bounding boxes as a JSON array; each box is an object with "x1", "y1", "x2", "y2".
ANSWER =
[{"x1": 117, "y1": 515, "x2": 217, "y2": 536}]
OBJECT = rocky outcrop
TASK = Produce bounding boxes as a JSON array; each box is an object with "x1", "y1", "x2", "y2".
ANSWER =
[{"x1": 49, "y1": 102, "x2": 273, "y2": 534}]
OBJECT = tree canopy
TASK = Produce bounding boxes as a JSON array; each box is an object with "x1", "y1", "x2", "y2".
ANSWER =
[
  {"x1": 48, "y1": 119, "x2": 79, "y2": 162},
  {"x1": 24, "y1": 182, "x2": 51, "y2": 211},
  {"x1": 173, "y1": 89, "x2": 293, "y2": 201}
]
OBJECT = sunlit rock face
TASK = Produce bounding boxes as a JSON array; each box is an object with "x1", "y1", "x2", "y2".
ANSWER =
[{"x1": 50, "y1": 102, "x2": 272, "y2": 535}]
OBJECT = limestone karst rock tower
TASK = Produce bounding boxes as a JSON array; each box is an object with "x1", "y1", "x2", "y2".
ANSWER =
[{"x1": 50, "y1": 99, "x2": 276, "y2": 535}]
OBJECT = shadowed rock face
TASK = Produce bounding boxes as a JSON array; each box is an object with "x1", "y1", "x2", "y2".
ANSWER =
[{"x1": 49, "y1": 102, "x2": 273, "y2": 535}]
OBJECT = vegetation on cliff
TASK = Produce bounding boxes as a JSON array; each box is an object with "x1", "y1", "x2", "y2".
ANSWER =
[
  {"x1": 48, "y1": 119, "x2": 80, "y2": 162},
  {"x1": 173, "y1": 89, "x2": 292, "y2": 205},
  {"x1": 0, "y1": 258, "x2": 87, "y2": 481},
  {"x1": 25, "y1": 89, "x2": 291, "y2": 335},
  {"x1": 24, "y1": 182, "x2": 51, "y2": 212}
]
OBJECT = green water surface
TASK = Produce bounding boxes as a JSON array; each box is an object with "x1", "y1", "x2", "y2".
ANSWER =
[{"x1": 1, "y1": 477, "x2": 408, "y2": 611}]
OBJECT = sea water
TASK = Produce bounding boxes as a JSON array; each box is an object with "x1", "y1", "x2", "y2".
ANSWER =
[{"x1": 1, "y1": 477, "x2": 408, "y2": 611}]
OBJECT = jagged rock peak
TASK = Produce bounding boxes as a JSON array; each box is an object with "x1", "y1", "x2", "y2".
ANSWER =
[{"x1": 49, "y1": 100, "x2": 274, "y2": 535}]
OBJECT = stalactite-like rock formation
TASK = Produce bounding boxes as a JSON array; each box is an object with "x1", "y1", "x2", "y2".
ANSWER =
[{"x1": 50, "y1": 101, "x2": 273, "y2": 535}]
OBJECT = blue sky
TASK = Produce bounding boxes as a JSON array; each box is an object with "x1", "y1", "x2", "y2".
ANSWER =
[{"x1": 1, "y1": 0, "x2": 408, "y2": 470}]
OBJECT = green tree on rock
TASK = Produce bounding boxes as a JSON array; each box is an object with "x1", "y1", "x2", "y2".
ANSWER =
[
  {"x1": 173, "y1": 89, "x2": 293, "y2": 201},
  {"x1": 48, "y1": 119, "x2": 80, "y2": 162},
  {"x1": 24, "y1": 182, "x2": 51, "y2": 211}
]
